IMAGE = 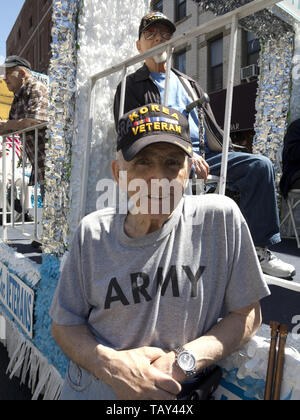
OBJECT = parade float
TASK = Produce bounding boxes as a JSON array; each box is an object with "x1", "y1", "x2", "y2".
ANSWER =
[{"x1": 0, "y1": 0, "x2": 300, "y2": 400}]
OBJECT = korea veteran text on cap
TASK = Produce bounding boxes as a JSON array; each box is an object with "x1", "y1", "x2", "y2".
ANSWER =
[{"x1": 117, "y1": 104, "x2": 193, "y2": 161}]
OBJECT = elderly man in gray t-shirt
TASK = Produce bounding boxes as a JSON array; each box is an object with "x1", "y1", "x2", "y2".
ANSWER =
[{"x1": 50, "y1": 104, "x2": 270, "y2": 400}]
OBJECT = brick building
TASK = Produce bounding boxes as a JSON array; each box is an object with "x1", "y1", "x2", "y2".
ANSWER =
[{"x1": 6, "y1": 0, "x2": 52, "y2": 75}]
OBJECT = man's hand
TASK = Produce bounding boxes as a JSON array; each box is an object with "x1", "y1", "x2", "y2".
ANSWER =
[
  {"x1": 52, "y1": 324, "x2": 181, "y2": 400},
  {"x1": 100, "y1": 346, "x2": 182, "y2": 400},
  {"x1": 190, "y1": 153, "x2": 210, "y2": 181},
  {"x1": 0, "y1": 120, "x2": 7, "y2": 136},
  {"x1": 0, "y1": 118, "x2": 41, "y2": 135},
  {"x1": 151, "y1": 350, "x2": 186, "y2": 384}
]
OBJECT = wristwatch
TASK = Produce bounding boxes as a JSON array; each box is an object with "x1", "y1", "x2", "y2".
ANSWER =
[{"x1": 174, "y1": 346, "x2": 197, "y2": 378}]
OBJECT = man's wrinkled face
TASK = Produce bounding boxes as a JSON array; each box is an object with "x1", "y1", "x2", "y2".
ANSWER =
[
  {"x1": 137, "y1": 23, "x2": 173, "y2": 55},
  {"x1": 3, "y1": 67, "x2": 24, "y2": 93},
  {"x1": 113, "y1": 142, "x2": 189, "y2": 218}
]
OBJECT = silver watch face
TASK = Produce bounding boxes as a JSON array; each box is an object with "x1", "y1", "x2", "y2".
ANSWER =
[{"x1": 177, "y1": 351, "x2": 196, "y2": 372}]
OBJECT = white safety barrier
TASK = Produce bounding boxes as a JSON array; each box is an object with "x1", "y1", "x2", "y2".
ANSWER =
[{"x1": 0, "y1": 123, "x2": 46, "y2": 244}]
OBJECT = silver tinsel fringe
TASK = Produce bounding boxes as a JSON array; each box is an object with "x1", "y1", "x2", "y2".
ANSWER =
[
  {"x1": 196, "y1": 0, "x2": 293, "y2": 39},
  {"x1": 253, "y1": 33, "x2": 294, "y2": 180},
  {"x1": 42, "y1": 0, "x2": 81, "y2": 256},
  {"x1": 195, "y1": 1, "x2": 294, "y2": 173}
]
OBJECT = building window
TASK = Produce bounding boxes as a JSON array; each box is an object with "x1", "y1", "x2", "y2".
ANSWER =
[
  {"x1": 246, "y1": 32, "x2": 260, "y2": 66},
  {"x1": 175, "y1": 0, "x2": 187, "y2": 22},
  {"x1": 152, "y1": 0, "x2": 163, "y2": 12},
  {"x1": 174, "y1": 50, "x2": 186, "y2": 74},
  {"x1": 208, "y1": 37, "x2": 223, "y2": 92},
  {"x1": 29, "y1": 16, "x2": 33, "y2": 29}
]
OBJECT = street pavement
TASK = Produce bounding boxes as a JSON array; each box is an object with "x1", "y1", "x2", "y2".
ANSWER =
[{"x1": 0, "y1": 342, "x2": 32, "y2": 400}]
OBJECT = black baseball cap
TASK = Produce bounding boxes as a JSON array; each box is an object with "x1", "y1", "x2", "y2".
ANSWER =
[
  {"x1": 139, "y1": 12, "x2": 176, "y2": 39},
  {"x1": 0, "y1": 56, "x2": 31, "y2": 70},
  {"x1": 117, "y1": 104, "x2": 193, "y2": 161}
]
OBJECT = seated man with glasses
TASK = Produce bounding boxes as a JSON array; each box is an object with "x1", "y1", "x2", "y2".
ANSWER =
[{"x1": 114, "y1": 11, "x2": 296, "y2": 280}]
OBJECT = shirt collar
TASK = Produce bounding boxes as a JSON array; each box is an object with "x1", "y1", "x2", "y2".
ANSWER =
[
  {"x1": 134, "y1": 63, "x2": 152, "y2": 82},
  {"x1": 134, "y1": 63, "x2": 195, "y2": 84}
]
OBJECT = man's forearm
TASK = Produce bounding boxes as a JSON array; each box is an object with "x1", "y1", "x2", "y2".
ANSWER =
[
  {"x1": 186, "y1": 302, "x2": 262, "y2": 371},
  {"x1": 51, "y1": 323, "x2": 181, "y2": 400},
  {"x1": 0, "y1": 119, "x2": 42, "y2": 135},
  {"x1": 51, "y1": 323, "x2": 113, "y2": 381},
  {"x1": 152, "y1": 302, "x2": 262, "y2": 382}
]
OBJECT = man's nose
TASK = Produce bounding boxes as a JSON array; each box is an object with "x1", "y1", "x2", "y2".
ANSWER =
[
  {"x1": 153, "y1": 31, "x2": 164, "y2": 42},
  {"x1": 148, "y1": 163, "x2": 168, "y2": 181}
]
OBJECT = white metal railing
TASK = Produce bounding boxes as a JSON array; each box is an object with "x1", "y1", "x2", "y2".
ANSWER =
[{"x1": 1, "y1": 123, "x2": 46, "y2": 243}]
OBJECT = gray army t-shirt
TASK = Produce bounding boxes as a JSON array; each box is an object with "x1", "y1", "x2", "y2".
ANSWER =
[{"x1": 50, "y1": 194, "x2": 270, "y2": 351}]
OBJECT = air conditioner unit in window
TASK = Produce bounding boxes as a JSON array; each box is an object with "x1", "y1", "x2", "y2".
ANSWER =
[{"x1": 241, "y1": 64, "x2": 259, "y2": 81}]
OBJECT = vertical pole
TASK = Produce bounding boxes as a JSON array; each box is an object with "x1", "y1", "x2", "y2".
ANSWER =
[
  {"x1": 219, "y1": 14, "x2": 238, "y2": 195},
  {"x1": 79, "y1": 79, "x2": 96, "y2": 221},
  {"x1": 11, "y1": 135, "x2": 15, "y2": 227},
  {"x1": 2, "y1": 137, "x2": 7, "y2": 241},
  {"x1": 163, "y1": 45, "x2": 173, "y2": 107},
  {"x1": 119, "y1": 66, "x2": 127, "y2": 120},
  {"x1": 22, "y1": 133, "x2": 26, "y2": 232},
  {"x1": 34, "y1": 128, "x2": 38, "y2": 239}
]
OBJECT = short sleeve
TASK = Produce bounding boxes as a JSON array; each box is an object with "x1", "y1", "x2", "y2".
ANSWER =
[
  {"x1": 224, "y1": 206, "x2": 270, "y2": 313},
  {"x1": 50, "y1": 224, "x2": 92, "y2": 326}
]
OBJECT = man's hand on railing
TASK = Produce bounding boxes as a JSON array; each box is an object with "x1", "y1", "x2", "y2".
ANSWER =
[
  {"x1": 0, "y1": 119, "x2": 43, "y2": 136},
  {"x1": 190, "y1": 152, "x2": 210, "y2": 182},
  {"x1": 0, "y1": 120, "x2": 8, "y2": 135}
]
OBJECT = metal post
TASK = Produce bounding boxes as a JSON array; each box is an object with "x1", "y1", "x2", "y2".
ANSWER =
[
  {"x1": 119, "y1": 66, "x2": 127, "y2": 120},
  {"x1": 21, "y1": 133, "x2": 26, "y2": 232},
  {"x1": 2, "y1": 137, "x2": 7, "y2": 241},
  {"x1": 79, "y1": 79, "x2": 96, "y2": 221},
  {"x1": 163, "y1": 45, "x2": 173, "y2": 107},
  {"x1": 219, "y1": 14, "x2": 238, "y2": 196},
  {"x1": 34, "y1": 128, "x2": 38, "y2": 239},
  {"x1": 11, "y1": 135, "x2": 15, "y2": 227}
]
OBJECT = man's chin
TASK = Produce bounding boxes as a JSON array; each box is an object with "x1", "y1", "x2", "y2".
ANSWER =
[{"x1": 153, "y1": 51, "x2": 168, "y2": 64}]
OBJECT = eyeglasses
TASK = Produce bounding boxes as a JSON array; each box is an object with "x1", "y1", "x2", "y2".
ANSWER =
[{"x1": 142, "y1": 29, "x2": 173, "y2": 41}]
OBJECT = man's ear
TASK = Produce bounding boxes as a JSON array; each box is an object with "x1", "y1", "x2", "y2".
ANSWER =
[
  {"x1": 136, "y1": 39, "x2": 142, "y2": 54},
  {"x1": 19, "y1": 68, "x2": 27, "y2": 79},
  {"x1": 111, "y1": 160, "x2": 120, "y2": 184},
  {"x1": 111, "y1": 158, "x2": 128, "y2": 192}
]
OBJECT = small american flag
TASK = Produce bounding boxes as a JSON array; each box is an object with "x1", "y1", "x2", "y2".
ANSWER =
[{"x1": 0, "y1": 135, "x2": 22, "y2": 158}]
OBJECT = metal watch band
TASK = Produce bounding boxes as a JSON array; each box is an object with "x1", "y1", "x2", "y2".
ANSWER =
[{"x1": 174, "y1": 346, "x2": 197, "y2": 378}]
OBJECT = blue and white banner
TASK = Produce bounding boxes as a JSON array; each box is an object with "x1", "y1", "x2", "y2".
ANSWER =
[
  {"x1": 0, "y1": 262, "x2": 34, "y2": 338},
  {"x1": 32, "y1": 71, "x2": 49, "y2": 87}
]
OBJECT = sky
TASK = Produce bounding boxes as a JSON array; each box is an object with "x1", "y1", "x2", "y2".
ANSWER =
[{"x1": 0, "y1": 0, "x2": 25, "y2": 64}]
